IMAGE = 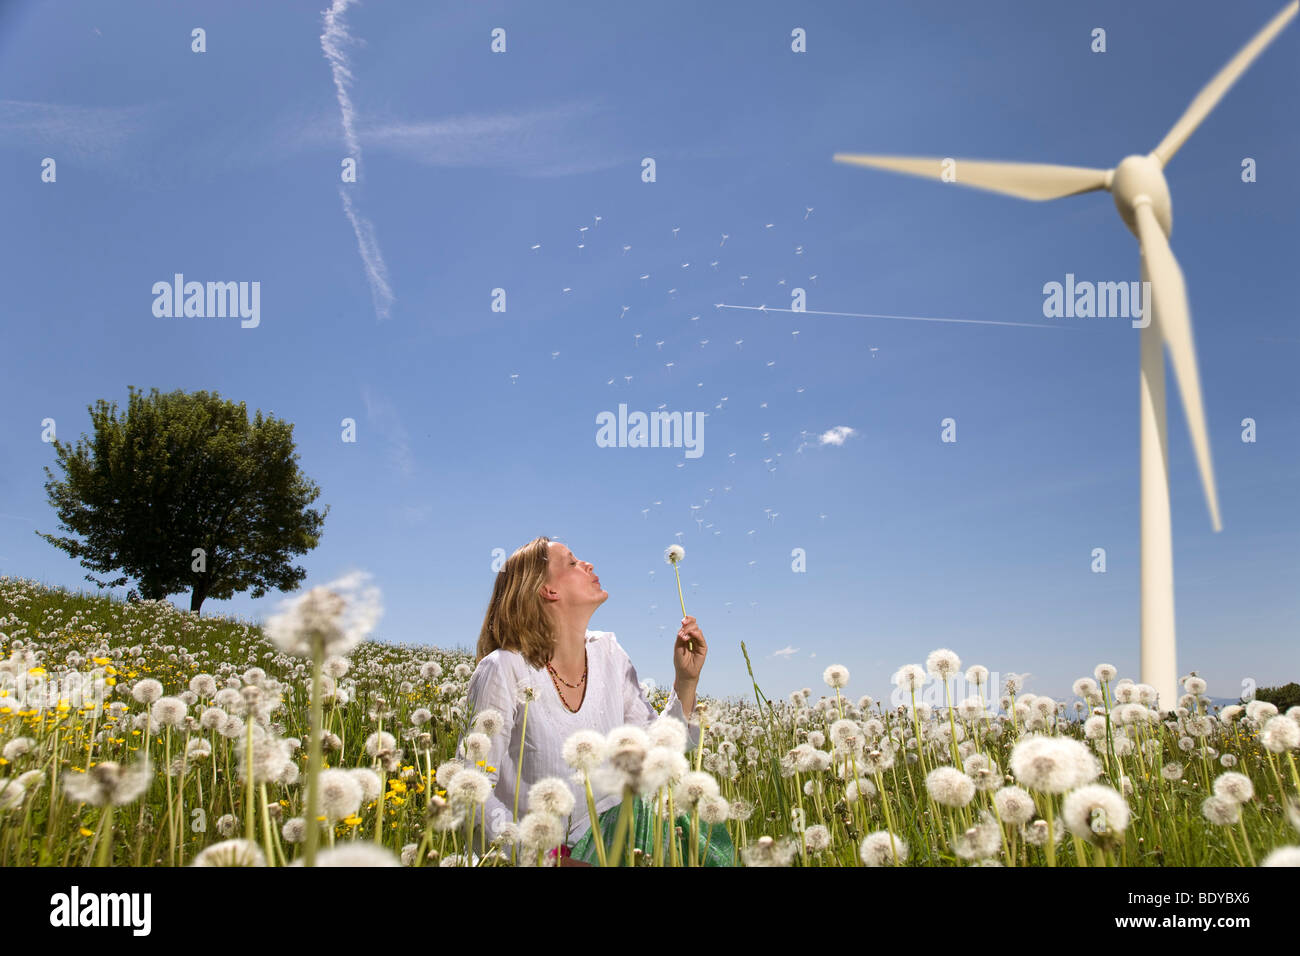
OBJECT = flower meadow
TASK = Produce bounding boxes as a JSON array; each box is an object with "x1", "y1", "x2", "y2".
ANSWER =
[{"x1": 1, "y1": 575, "x2": 1298, "y2": 868}]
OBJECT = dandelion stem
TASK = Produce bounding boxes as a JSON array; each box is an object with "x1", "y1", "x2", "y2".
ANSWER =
[{"x1": 303, "y1": 636, "x2": 325, "y2": 867}]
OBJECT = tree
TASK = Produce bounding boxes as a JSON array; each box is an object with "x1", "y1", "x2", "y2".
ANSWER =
[
  {"x1": 37, "y1": 386, "x2": 328, "y2": 614},
  {"x1": 1246, "y1": 682, "x2": 1300, "y2": 712}
]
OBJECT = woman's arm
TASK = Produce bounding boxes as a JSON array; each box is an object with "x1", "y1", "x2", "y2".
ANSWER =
[
  {"x1": 457, "y1": 655, "x2": 522, "y2": 854},
  {"x1": 614, "y1": 634, "x2": 701, "y2": 751}
]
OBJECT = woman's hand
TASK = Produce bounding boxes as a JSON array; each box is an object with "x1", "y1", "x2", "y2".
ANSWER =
[{"x1": 673, "y1": 615, "x2": 707, "y2": 684}]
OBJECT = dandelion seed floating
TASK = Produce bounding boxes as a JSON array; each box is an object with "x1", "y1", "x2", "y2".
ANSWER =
[{"x1": 663, "y1": 545, "x2": 691, "y2": 651}]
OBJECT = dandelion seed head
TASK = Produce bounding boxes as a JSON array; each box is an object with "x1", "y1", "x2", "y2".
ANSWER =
[
  {"x1": 822, "y1": 664, "x2": 849, "y2": 689},
  {"x1": 925, "y1": 648, "x2": 961, "y2": 680},
  {"x1": 317, "y1": 768, "x2": 364, "y2": 822},
  {"x1": 1201, "y1": 795, "x2": 1241, "y2": 826},
  {"x1": 1213, "y1": 771, "x2": 1255, "y2": 804},
  {"x1": 191, "y1": 839, "x2": 266, "y2": 867},
  {"x1": 131, "y1": 679, "x2": 163, "y2": 705},
  {"x1": 803, "y1": 824, "x2": 831, "y2": 852},
  {"x1": 528, "y1": 777, "x2": 576, "y2": 818},
  {"x1": 472, "y1": 708, "x2": 505, "y2": 739},
  {"x1": 562, "y1": 729, "x2": 609, "y2": 772},
  {"x1": 859, "y1": 831, "x2": 907, "y2": 866},
  {"x1": 1009, "y1": 734, "x2": 1098, "y2": 794},
  {"x1": 926, "y1": 766, "x2": 975, "y2": 808},
  {"x1": 518, "y1": 810, "x2": 564, "y2": 850},
  {"x1": 892, "y1": 664, "x2": 925, "y2": 692},
  {"x1": 446, "y1": 768, "x2": 492, "y2": 807},
  {"x1": 1262, "y1": 716, "x2": 1300, "y2": 754},
  {"x1": 994, "y1": 785, "x2": 1036, "y2": 825},
  {"x1": 646, "y1": 715, "x2": 688, "y2": 753},
  {"x1": 1062, "y1": 784, "x2": 1130, "y2": 845},
  {"x1": 1261, "y1": 846, "x2": 1300, "y2": 866}
]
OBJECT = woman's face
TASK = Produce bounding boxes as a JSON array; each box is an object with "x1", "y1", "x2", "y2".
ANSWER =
[{"x1": 543, "y1": 542, "x2": 608, "y2": 609}]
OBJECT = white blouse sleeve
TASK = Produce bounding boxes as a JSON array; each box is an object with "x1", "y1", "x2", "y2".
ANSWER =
[
  {"x1": 459, "y1": 654, "x2": 520, "y2": 850},
  {"x1": 612, "y1": 633, "x2": 701, "y2": 751}
]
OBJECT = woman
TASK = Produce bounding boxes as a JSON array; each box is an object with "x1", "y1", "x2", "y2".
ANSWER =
[{"x1": 454, "y1": 536, "x2": 731, "y2": 866}]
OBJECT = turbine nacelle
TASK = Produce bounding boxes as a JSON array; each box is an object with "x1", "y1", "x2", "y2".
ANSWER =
[{"x1": 1110, "y1": 154, "x2": 1173, "y2": 238}]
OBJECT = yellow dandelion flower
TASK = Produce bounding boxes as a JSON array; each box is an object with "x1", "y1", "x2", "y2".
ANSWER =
[
  {"x1": 80, "y1": 827, "x2": 94, "y2": 837},
  {"x1": 343, "y1": 815, "x2": 363, "y2": 826},
  {"x1": 27, "y1": 667, "x2": 46, "y2": 676}
]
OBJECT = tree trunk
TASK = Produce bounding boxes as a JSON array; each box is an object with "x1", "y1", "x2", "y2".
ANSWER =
[{"x1": 190, "y1": 583, "x2": 208, "y2": 615}]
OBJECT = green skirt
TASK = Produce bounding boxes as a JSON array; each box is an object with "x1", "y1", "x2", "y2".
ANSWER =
[{"x1": 570, "y1": 794, "x2": 735, "y2": 867}]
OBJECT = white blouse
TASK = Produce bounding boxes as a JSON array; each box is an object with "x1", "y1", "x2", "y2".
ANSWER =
[{"x1": 454, "y1": 629, "x2": 700, "y2": 850}]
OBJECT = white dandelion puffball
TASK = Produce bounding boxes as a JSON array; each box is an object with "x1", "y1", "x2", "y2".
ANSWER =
[
  {"x1": 263, "y1": 570, "x2": 382, "y2": 659},
  {"x1": 640, "y1": 747, "x2": 689, "y2": 795},
  {"x1": 1062, "y1": 785, "x2": 1130, "y2": 844},
  {"x1": 926, "y1": 767, "x2": 975, "y2": 808},
  {"x1": 419, "y1": 660, "x2": 443, "y2": 681},
  {"x1": 1262, "y1": 716, "x2": 1300, "y2": 754},
  {"x1": 518, "y1": 810, "x2": 565, "y2": 850},
  {"x1": 472, "y1": 708, "x2": 506, "y2": 738},
  {"x1": 461, "y1": 732, "x2": 492, "y2": 765},
  {"x1": 965, "y1": 664, "x2": 989, "y2": 686},
  {"x1": 1009, "y1": 735, "x2": 1099, "y2": 794},
  {"x1": 528, "y1": 777, "x2": 576, "y2": 818},
  {"x1": 1201, "y1": 796, "x2": 1242, "y2": 826},
  {"x1": 365, "y1": 730, "x2": 396, "y2": 757},
  {"x1": 307, "y1": 845, "x2": 402, "y2": 867},
  {"x1": 925, "y1": 648, "x2": 961, "y2": 680},
  {"x1": 647, "y1": 715, "x2": 688, "y2": 753},
  {"x1": 804, "y1": 824, "x2": 831, "y2": 852},
  {"x1": 446, "y1": 768, "x2": 493, "y2": 807},
  {"x1": 1213, "y1": 772, "x2": 1255, "y2": 804},
  {"x1": 822, "y1": 664, "x2": 849, "y2": 689},
  {"x1": 675, "y1": 770, "x2": 720, "y2": 808},
  {"x1": 316, "y1": 768, "x2": 363, "y2": 822},
  {"x1": 131, "y1": 679, "x2": 164, "y2": 705},
  {"x1": 1261, "y1": 846, "x2": 1300, "y2": 867},
  {"x1": 665, "y1": 544, "x2": 685, "y2": 565},
  {"x1": 606, "y1": 724, "x2": 651, "y2": 754},
  {"x1": 562, "y1": 729, "x2": 609, "y2": 772},
  {"x1": 350, "y1": 767, "x2": 382, "y2": 802},
  {"x1": 699, "y1": 793, "x2": 731, "y2": 826},
  {"x1": 1094, "y1": 663, "x2": 1118, "y2": 683},
  {"x1": 892, "y1": 664, "x2": 926, "y2": 692},
  {"x1": 859, "y1": 831, "x2": 907, "y2": 866},
  {"x1": 191, "y1": 839, "x2": 266, "y2": 867},
  {"x1": 435, "y1": 760, "x2": 466, "y2": 788},
  {"x1": 62, "y1": 759, "x2": 153, "y2": 807},
  {"x1": 1183, "y1": 676, "x2": 1208, "y2": 696},
  {"x1": 994, "y1": 785, "x2": 1036, "y2": 826}
]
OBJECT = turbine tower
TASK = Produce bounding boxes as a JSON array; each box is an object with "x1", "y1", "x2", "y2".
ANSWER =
[{"x1": 834, "y1": 2, "x2": 1297, "y2": 711}]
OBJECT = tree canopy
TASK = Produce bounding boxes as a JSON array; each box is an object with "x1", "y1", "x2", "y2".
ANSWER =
[{"x1": 37, "y1": 386, "x2": 328, "y2": 613}]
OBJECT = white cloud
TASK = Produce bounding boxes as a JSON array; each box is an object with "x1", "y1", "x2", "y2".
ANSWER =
[
  {"x1": 320, "y1": 0, "x2": 394, "y2": 321},
  {"x1": 771, "y1": 645, "x2": 799, "y2": 658},
  {"x1": 0, "y1": 98, "x2": 152, "y2": 164},
  {"x1": 820, "y1": 426, "x2": 855, "y2": 446}
]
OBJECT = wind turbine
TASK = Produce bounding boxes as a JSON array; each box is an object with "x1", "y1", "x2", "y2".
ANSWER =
[{"x1": 833, "y1": 2, "x2": 1297, "y2": 711}]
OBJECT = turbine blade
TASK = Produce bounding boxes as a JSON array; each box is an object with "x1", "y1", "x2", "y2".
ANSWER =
[
  {"x1": 1152, "y1": 1, "x2": 1299, "y2": 167},
  {"x1": 832, "y1": 153, "x2": 1110, "y2": 201},
  {"x1": 1134, "y1": 203, "x2": 1222, "y2": 532}
]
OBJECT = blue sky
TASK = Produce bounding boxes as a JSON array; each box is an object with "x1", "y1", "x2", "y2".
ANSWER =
[{"x1": 1, "y1": 0, "x2": 1297, "y2": 706}]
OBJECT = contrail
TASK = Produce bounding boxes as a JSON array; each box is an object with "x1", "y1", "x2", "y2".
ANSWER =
[
  {"x1": 714, "y1": 303, "x2": 1075, "y2": 330},
  {"x1": 321, "y1": 0, "x2": 394, "y2": 320}
]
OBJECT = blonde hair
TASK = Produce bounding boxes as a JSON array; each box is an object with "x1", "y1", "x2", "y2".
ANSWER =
[{"x1": 476, "y1": 536, "x2": 558, "y2": 670}]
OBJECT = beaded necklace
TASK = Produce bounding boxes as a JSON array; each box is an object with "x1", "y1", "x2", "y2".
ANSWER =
[{"x1": 546, "y1": 651, "x2": 587, "y2": 713}]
